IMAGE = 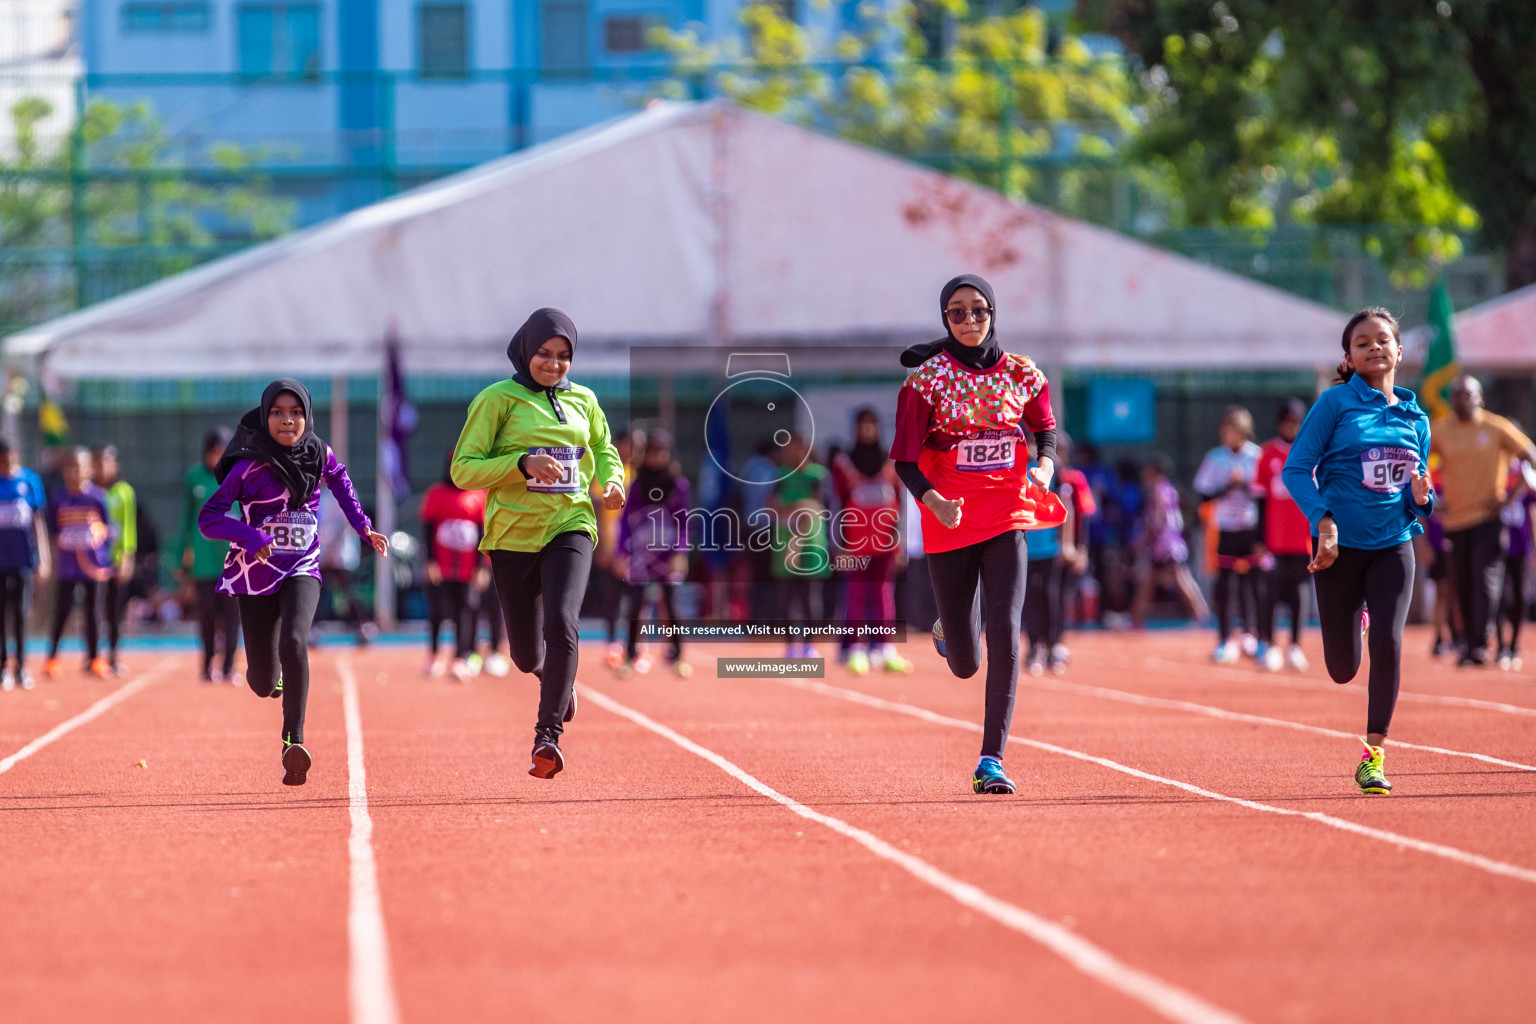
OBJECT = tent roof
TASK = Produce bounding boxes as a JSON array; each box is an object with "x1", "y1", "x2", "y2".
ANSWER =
[
  {"x1": 5, "y1": 100, "x2": 1348, "y2": 379},
  {"x1": 1442, "y1": 281, "x2": 1536, "y2": 369}
]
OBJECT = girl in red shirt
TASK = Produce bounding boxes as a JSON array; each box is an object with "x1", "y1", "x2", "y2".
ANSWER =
[
  {"x1": 420, "y1": 462, "x2": 488, "y2": 681},
  {"x1": 890, "y1": 274, "x2": 1065, "y2": 795}
]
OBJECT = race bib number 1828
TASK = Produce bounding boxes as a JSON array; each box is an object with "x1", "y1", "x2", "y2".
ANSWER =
[
  {"x1": 955, "y1": 429, "x2": 1019, "y2": 473},
  {"x1": 1360, "y1": 446, "x2": 1418, "y2": 494}
]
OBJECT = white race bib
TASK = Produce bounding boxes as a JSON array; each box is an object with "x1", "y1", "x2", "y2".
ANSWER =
[
  {"x1": 59, "y1": 523, "x2": 100, "y2": 551},
  {"x1": 434, "y1": 518, "x2": 480, "y2": 553},
  {"x1": 1360, "y1": 446, "x2": 1417, "y2": 494},
  {"x1": 261, "y1": 510, "x2": 318, "y2": 552},
  {"x1": 525, "y1": 446, "x2": 585, "y2": 494},
  {"x1": 0, "y1": 499, "x2": 30, "y2": 530},
  {"x1": 955, "y1": 430, "x2": 1019, "y2": 473},
  {"x1": 850, "y1": 479, "x2": 896, "y2": 508}
]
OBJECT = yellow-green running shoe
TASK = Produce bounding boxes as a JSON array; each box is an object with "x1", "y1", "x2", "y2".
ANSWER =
[{"x1": 1354, "y1": 741, "x2": 1391, "y2": 795}]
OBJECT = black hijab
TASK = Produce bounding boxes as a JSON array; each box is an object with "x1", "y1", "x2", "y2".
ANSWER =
[
  {"x1": 849, "y1": 411, "x2": 886, "y2": 478},
  {"x1": 899, "y1": 274, "x2": 1003, "y2": 370},
  {"x1": 215, "y1": 378, "x2": 328, "y2": 509},
  {"x1": 508, "y1": 307, "x2": 577, "y2": 394},
  {"x1": 633, "y1": 429, "x2": 680, "y2": 505}
]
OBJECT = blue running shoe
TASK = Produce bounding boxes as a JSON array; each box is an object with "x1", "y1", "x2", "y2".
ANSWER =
[
  {"x1": 972, "y1": 756, "x2": 1016, "y2": 795},
  {"x1": 932, "y1": 620, "x2": 947, "y2": 659}
]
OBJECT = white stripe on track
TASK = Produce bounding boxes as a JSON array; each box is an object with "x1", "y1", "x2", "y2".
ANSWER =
[
  {"x1": 0, "y1": 659, "x2": 173, "y2": 776},
  {"x1": 1127, "y1": 655, "x2": 1536, "y2": 718},
  {"x1": 1022, "y1": 676, "x2": 1536, "y2": 773},
  {"x1": 338, "y1": 656, "x2": 401, "y2": 1024},
  {"x1": 582, "y1": 685, "x2": 1251, "y2": 1024},
  {"x1": 779, "y1": 679, "x2": 1536, "y2": 888}
]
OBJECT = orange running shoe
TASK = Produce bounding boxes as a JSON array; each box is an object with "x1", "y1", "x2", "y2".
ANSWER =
[
  {"x1": 89, "y1": 657, "x2": 110, "y2": 678},
  {"x1": 43, "y1": 657, "x2": 60, "y2": 679}
]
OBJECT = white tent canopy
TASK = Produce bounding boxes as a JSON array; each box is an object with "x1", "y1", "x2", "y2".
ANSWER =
[
  {"x1": 1442, "y1": 282, "x2": 1536, "y2": 370},
  {"x1": 5, "y1": 99, "x2": 1348, "y2": 379}
]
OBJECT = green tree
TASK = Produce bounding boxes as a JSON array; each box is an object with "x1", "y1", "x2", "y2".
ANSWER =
[
  {"x1": 1093, "y1": 0, "x2": 1535, "y2": 289},
  {"x1": 1, "y1": 95, "x2": 295, "y2": 333},
  {"x1": 662, "y1": 2, "x2": 1160, "y2": 226}
]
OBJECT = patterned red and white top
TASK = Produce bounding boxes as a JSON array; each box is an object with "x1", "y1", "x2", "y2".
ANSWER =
[{"x1": 890, "y1": 350, "x2": 1063, "y2": 553}]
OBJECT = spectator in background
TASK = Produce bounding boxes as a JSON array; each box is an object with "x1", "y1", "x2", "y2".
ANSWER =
[
  {"x1": 1251, "y1": 399, "x2": 1313, "y2": 672},
  {"x1": 1132, "y1": 454, "x2": 1210, "y2": 628},
  {"x1": 597, "y1": 427, "x2": 642, "y2": 668},
  {"x1": 1053, "y1": 434, "x2": 1096, "y2": 653},
  {"x1": 615, "y1": 429, "x2": 691, "y2": 678},
  {"x1": 0, "y1": 440, "x2": 50, "y2": 691},
  {"x1": 740, "y1": 439, "x2": 781, "y2": 622},
  {"x1": 45, "y1": 447, "x2": 112, "y2": 679},
  {"x1": 317, "y1": 488, "x2": 375, "y2": 646},
  {"x1": 92, "y1": 445, "x2": 136, "y2": 676},
  {"x1": 1021, "y1": 436, "x2": 1076, "y2": 676},
  {"x1": 1430, "y1": 376, "x2": 1536, "y2": 666},
  {"x1": 773, "y1": 433, "x2": 831, "y2": 659},
  {"x1": 1496, "y1": 457, "x2": 1535, "y2": 671},
  {"x1": 181, "y1": 427, "x2": 241, "y2": 684},
  {"x1": 830, "y1": 408, "x2": 910, "y2": 676},
  {"x1": 419, "y1": 457, "x2": 487, "y2": 681},
  {"x1": 1194, "y1": 406, "x2": 1262, "y2": 663}
]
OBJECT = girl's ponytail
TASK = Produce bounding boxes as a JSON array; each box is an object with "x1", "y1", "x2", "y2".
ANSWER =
[{"x1": 1337, "y1": 307, "x2": 1400, "y2": 385}]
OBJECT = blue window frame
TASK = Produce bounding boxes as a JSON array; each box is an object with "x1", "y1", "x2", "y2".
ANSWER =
[
  {"x1": 122, "y1": 2, "x2": 211, "y2": 31},
  {"x1": 603, "y1": 13, "x2": 666, "y2": 54},
  {"x1": 419, "y1": 2, "x2": 469, "y2": 78},
  {"x1": 237, "y1": 4, "x2": 321, "y2": 80}
]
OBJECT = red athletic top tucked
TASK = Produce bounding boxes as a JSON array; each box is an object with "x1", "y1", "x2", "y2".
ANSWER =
[
  {"x1": 420, "y1": 482, "x2": 487, "y2": 582},
  {"x1": 1251, "y1": 438, "x2": 1312, "y2": 555},
  {"x1": 890, "y1": 350, "x2": 1064, "y2": 554}
]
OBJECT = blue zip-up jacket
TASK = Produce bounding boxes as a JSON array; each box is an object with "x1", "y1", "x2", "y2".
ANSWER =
[{"x1": 1281, "y1": 374, "x2": 1434, "y2": 550}]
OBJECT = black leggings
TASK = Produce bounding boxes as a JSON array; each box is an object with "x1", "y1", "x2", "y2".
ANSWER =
[
  {"x1": 626, "y1": 582, "x2": 681, "y2": 661},
  {"x1": 1448, "y1": 519, "x2": 1504, "y2": 655},
  {"x1": 196, "y1": 578, "x2": 241, "y2": 677},
  {"x1": 927, "y1": 530, "x2": 1028, "y2": 760},
  {"x1": 0, "y1": 571, "x2": 27, "y2": 671},
  {"x1": 477, "y1": 579, "x2": 505, "y2": 649},
  {"x1": 238, "y1": 575, "x2": 321, "y2": 745},
  {"x1": 49, "y1": 578, "x2": 100, "y2": 661},
  {"x1": 1023, "y1": 556, "x2": 1064, "y2": 654},
  {"x1": 1312, "y1": 541, "x2": 1414, "y2": 737},
  {"x1": 101, "y1": 575, "x2": 126, "y2": 657},
  {"x1": 1213, "y1": 571, "x2": 1259, "y2": 642},
  {"x1": 1260, "y1": 554, "x2": 1311, "y2": 647},
  {"x1": 1498, "y1": 554, "x2": 1527, "y2": 654},
  {"x1": 490, "y1": 531, "x2": 593, "y2": 739},
  {"x1": 428, "y1": 580, "x2": 474, "y2": 658}
]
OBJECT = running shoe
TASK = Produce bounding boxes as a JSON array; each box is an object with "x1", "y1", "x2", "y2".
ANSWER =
[
  {"x1": 881, "y1": 648, "x2": 914, "y2": 674},
  {"x1": 1, "y1": 668, "x2": 13, "y2": 692},
  {"x1": 226, "y1": 671, "x2": 244, "y2": 688},
  {"x1": 1285, "y1": 645, "x2": 1309, "y2": 672},
  {"x1": 1051, "y1": 643, "x2": 1071, "y2": 665},
  {"x1": 466, "y1": 653, "x2": 484, "y2": 676},
  {"x1": 450, "y1": 658, "x2": 474, "y2": 683},
  {"x1": 1239, "y1": 633, "x2": 1259, "y2": 658},
  {"x1": 18, "y1": 668, "x2": 34, "y2": 691},
  {"x1": 485, "y1": 654, "x2": 511, "y2": 678},
  {"x1": 424, "y1": 654, "x2": 446, "y2": 678},
  {"x1": 1354, "y1": 741, "x2": 1391, "y2": 795},
  {"x1": 281, "y1": 742, "x2": 312, "y2": 787},
  {"x1": 1048, "y1": 653, "x2": 1066, "y2": 677},
  {"x1": 108, "y1": 658, "x2": 126, "y2": 678},
  {"x1": 88, "y1": 657, "x2": 110, "y2": 679},
  {"x1": 1027, "y1": 650, "x2": 1045, "y2": 677},
  {"x1": 1212, "y1": 640, "x2": 1239, "y2": 664},
  {"x1": 529, "y1": 734, "x2": 564, "y2": 779},
  {"x1": 1262, "y1": 644, "x2": 1284, "y2": 672},
  {"x1": 972, "y1": 757, "x2": 1017, "y2": 795},
  {"x1": 604, "y1": 642, "x2": 625, "y2": 668},
  {"x1": 1431, "y1": 638, "x2": 1448, "y2": 658},
  {"x1": 633, "y1": 653, "x2": 654, "y2": 675},
  {"x1": 847, "y1": 649, "x2": 871, "y2": 676},
  {"x1": 614, "y1": 660, "x2": 635, "y2": 679},
  {"x1": 931, "y1": 620, "x2": 947, "y2": 659},
  {"x1": 564, "y1": 688, "x2": 578, "y2": 723},
  {"x1": 673, "y1": 659, "x2": 693, "y2": 678},
  {"x1": 43, "y1": 657, "x2": 59, "y2": 679}
]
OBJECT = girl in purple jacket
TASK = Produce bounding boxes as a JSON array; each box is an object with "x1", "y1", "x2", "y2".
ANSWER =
[{"x1": 200, "y1": 379, "x2": 389, "y2": 786}]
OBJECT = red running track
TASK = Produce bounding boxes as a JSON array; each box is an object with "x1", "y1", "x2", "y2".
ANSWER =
[{"x1": 1, "y1": 625, "x2": 1533, "y2": 1023}]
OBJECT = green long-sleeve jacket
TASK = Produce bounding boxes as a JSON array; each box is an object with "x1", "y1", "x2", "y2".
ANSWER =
[
  {"x1": 103, "y1": 479, "x2": 137, "y2": 567},
  {"x1": 179, "y1": 462, "x2": 231, "y2": 580},
  {"x1": 451, "y1": 376, "x2": 624, "y2": 552}
]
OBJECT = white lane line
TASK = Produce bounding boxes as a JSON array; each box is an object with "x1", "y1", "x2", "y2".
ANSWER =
[
  {"x1": 779, "y1": 679, "x2": 1536, "y2": 888},
  {"x1": 338, "y1": 655, "x2": 402, "y2": 1024},
  {"x1": 582, "y1": 684, "x2": 1250, "y2": 1024},
  {"x1": 1124, "y1": 655, "x2": 1536, "y2": 718},
  {"x1": 0, "y1": 659, "x2": 174, "y2": 777},
  {"x1": 1021, "y1": 676, "x2": 1536, "y2": 773}
]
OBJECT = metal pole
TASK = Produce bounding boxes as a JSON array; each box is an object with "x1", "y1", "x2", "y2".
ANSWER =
[
  {"x1": 331, "y1": 376, "x2": 349, "y2": 463},
  {"x1": 374, "y1": 364, "x2": 396, "y2": 627},
  {"x1": 69, "y1": 78, "x2": 87, "y2": 309}
]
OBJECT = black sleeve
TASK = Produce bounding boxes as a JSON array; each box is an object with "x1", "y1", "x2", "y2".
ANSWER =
[
  {"x1": 422, "y1": 520, "x2": 437, "y2": 562},
  {"x1": 895, "y1": 460, "x2": 934, "y2": 501},
  {"x1": 1255, "y1": 496, "x2": 1268, "y2": 543},
  {"x1": 1034, "y1": 428, "x2": 1057, "y2": 468},
  {"x1": 516, "y1": 454, "x2": 530, "y2": 479}
]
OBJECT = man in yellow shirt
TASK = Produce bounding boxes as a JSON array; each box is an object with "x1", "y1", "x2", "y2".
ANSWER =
[{"x1": 1430, "y1": 376, "x2": 1536, "y2": 666}]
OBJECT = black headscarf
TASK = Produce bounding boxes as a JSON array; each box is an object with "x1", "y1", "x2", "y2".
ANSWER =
[
  {"x1": 849, "y1": 410, "x2": 886, "y2": 478},
  {"x1": 633, "y1": 428, "x2": 679, "y2": 505},
  {"x1": 215, "y1": 379, "x2": 328, "y2": 509},
  {"x1": 899, "y1": 274, "x2": 1003, "y2": 370},
  {"x1": 508, "y1": 307, "x2": 577, "y2": 392}
]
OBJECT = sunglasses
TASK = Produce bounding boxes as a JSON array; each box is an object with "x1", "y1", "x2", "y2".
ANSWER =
[{"x1": 945, "y1": 307, "x2": 993, "y2": 325}]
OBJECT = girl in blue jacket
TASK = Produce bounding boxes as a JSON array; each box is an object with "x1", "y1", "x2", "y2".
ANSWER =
[{"x1": 1282, "y1": 307, "x2": 1433, "y2": 795}]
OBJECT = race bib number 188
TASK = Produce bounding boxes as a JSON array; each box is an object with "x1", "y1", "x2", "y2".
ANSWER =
[
  {"x1": 526, "y1": 446, "x2": 585, "y2": 494},
  {"x1": 956, "y1": 429, "x2": 1019, "y2": 473},
  {"x1": 1360, "y1": 446, "x2": 1418, "y2": 494}
]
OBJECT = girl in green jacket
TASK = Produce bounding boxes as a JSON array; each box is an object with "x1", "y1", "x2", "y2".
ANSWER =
[{"x1": 452, "y1": 308, "x2": 625, "y2": 780}]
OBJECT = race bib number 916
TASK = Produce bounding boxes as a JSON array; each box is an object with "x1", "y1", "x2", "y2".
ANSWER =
[
  {"x1": 956, "y1": 429, "x2": 1019, "y2": 473},
  {"x1": 526, "y1": 446, "x2": 585, "y2": 494},
  {"x1": 1360, "y1": 446, "x2": 1418, "y2": 494},
  {"x1": 261, "y1": 510, "x2": 318, "y2": 552}
]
